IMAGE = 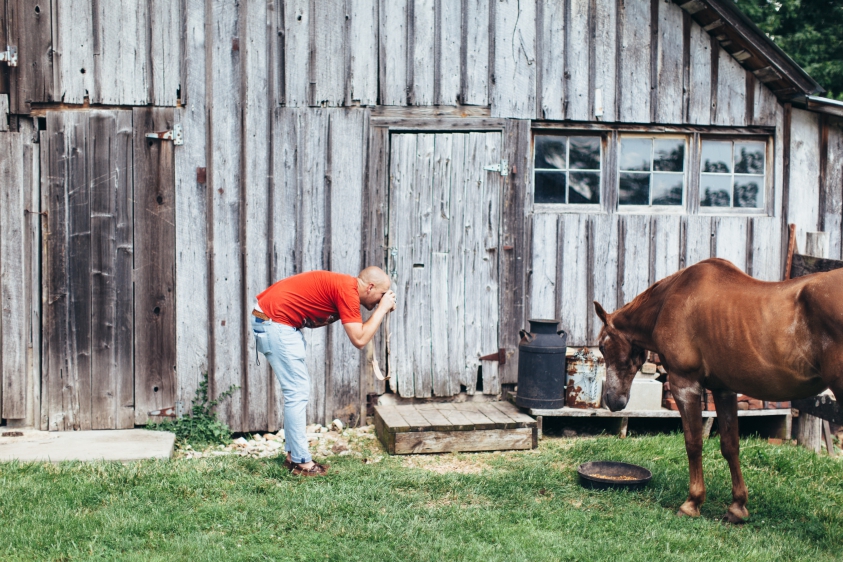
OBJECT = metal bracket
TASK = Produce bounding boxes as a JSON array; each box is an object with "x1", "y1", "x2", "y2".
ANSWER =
[
  {"x1": 484, "y1": 159, "x2": 509, "y2": 176},
  {"x1": 479, "y1": 348, "x2": 507, "y2": 365},
  {"x1": 0, "y1": 46, "x2": 17, "y2": 67},
  {"x1": 388, "y1": 247, "x2": 398, "y2": 279},
  {"x1": 145, "y1": 123, "x2": 183, "y2": 145},
  {"x1": 149, "y1": 401, "x2": 185, "y2": 418}
]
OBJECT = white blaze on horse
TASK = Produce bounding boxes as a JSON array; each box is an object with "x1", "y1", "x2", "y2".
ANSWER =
[{"x1": 594, "y1": 258, "x2": 843, "y2": 523}]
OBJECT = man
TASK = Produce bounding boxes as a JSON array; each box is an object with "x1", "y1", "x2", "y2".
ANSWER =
[{"x1": 251, "y1": 267, "x2": 396, "y2": 476}]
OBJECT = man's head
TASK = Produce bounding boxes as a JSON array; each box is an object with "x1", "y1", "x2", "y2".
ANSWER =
[{"x1": 357, "y1": 266, "x2": 392, "y2": 310}]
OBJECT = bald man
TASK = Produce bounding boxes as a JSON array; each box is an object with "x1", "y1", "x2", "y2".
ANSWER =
[{"x1": 251, "y1": 267, "x2": 395, "y2": 476}]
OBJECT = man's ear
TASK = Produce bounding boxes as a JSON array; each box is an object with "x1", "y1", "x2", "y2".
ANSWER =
[{"x1": 593, "y1": 301, "x2": 610, "y2": 326}]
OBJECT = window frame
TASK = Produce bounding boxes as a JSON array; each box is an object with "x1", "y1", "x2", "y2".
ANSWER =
[
  {"x1": 616, "y1": 133, "x2": 689, "y2": 215},
  {"x1": 531, "y1": 131, "x2": 606, "y2": 214}
]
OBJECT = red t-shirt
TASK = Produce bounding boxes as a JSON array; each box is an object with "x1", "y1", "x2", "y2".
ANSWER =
[{"x1": 257, "y1": 271, "x2": 362, "y2": 329}]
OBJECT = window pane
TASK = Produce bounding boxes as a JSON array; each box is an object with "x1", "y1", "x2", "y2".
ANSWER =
[
  {"x1": 569, "y1": 137, "x2": 600, "y2": 170},
  {"x1": 701, "y1": 140, "x2": 731, "y2": 173},
  {"x1": 651, "y1": 173, "x2": 683, "y2": 206},
  {"x1": 700, "y1": 174, "x2": 731, "y2": 207},
  {"x1": 734, "y1": 175, "x2": 763, "y2": 208},
  {"x1": 619, "y1": 172, "x2": 650, "y2": 205},
  {"x1": 534, "y1": 136, "x2": 567, "y2": 169},
  {"x1": 569, "y1": 172, "x2": 600, "y2": 204},
  {"x1": 654, "y1": 139, "x2": 685, "y2": 172},
  {"x1": 534, "y1": 171, "x2": 567, "y2": 204},
  {"x1": 734, "y1": 141, "x2": 765, "y2": 174},
  {"x1": 620, "y1": 138, "x2": 651, "y2": 171}
]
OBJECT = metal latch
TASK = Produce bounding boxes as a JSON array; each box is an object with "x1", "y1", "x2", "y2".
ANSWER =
[
  {"x1": 484, "y1": 159, "x2": 509, "y2": 176},
  {"x1": 0, "y1": 46, "x2": 17, "y2": 67},
  {"x1": 146, "y1": 123, "x2": 183, "y2": 145},
  {"x1": 388, "y1": 247, "x2": 398, "y2": 279},
  {"x1": 479, "y1": 348, "x2": 507, "y2": 365},
  {"x1": 149, "y1": 401, "x2": 185, "y2": 418}
]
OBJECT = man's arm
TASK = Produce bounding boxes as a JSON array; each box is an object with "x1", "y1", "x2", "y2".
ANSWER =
[{"x1": 343, "y1": 291, "x2": 396, "y2": 349}]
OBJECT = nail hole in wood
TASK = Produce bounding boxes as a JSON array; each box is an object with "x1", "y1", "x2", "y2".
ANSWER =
[
  {"x1": 297, "y1": 14, "x2": 302, "y2": 20},
  {"x1": 153, "y1": 386, "x2": 159, "y2": 392},
  {"x1": 35, "y1": 5, "x2": 40, "y2": 14},
  {"x1": 156, "y1": 195, "x2": 164, "y2": 205},
  {"x1": 153, "y1": 306, "x2": 161, "y2": 315},
  {"x1": 80, "y1": 68, "x2": 86, "y2": 74}
]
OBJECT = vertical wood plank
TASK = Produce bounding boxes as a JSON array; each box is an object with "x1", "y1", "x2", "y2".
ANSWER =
[
  {"x1": 447, "y1": 134, "x2": 468, "y2": 393},
  {"x1": 822, "y1": 118, "x2": 843, "y2": 260},
  {"x1": 462, "y1": 0, "x2": 490, "y2": 106},
  {"x1": 559, "y1": 214, "x2": 589, "y2": 346},
  {"x1": 589, "y1": 214, "x2": 619, "y2": 340},
  {"x1": 54, "y1": 0, "x2": 94, "y2": 104},
  {"x1": 652, "y1": 215, "x2": 681, "y2": 282},
  {"x1": 656, "y1": 0, "x2": 683, "y2": 124},
  {"x1": 687, "y1": 20, "x2": 711, "y2": 125},
  {"x1": 90, "y1": 110, "x2": 133, "y2": 429},
  {"x1": 431, "y1": 134, "x2": 452, "y2": 396},
  {"x1": 593, "y1": 0, "x2": 617, "y2": 123},
  {"x1": 619, "y1": 215, "x2": 650, "y2": 306},
  {"x1": 479, "y1": 132, "x2": 501, "y2": 395},
  {"x1": 242, "y1": 0, "x2": 272, "y2": 431},
  {"x1": 93, "y1": 0, "x2": 149, "y2": 104},
  {"x1": 713, "y1": 216, "x2": 748, "y2": 272},
  {"x1": 349, "y1": 0, "x2": 378, "y2": 105},
  {"x1": 21, "y1": 120, "x2": 42, "y2": 428},
  {"x1": 283, "y1": 0, "x2": 310, "y2": 107},
  {"x1": 788, "y1": 109, "x2": 821, "y2": 251},
  {"x1": 409, "y1": 0, "x2": 435, "y2": 105},
  {"x1": 713, "y1": 49, "x2": 746, "y2": 127},
  {"x1": 437, "y1": 0, "x2": 460, "y2": 105},
  {"x1": 298, "y1": 109, "x2": 328, "y2": 423},
  {"x1": 174, "y1": 0, "x2": 209, "y2": 416},
  {"x1": 684, "y1": 215, "x2": 712, "y2": 268},
  {"x1": 492, "y1": 0, "x2": 536, "y2": 119},
  {"x1": 750, "y1": 217, "x2": 782, "y2": 281},
  {"x1": 0, "y1": 132, "x2": 26, "y2": 418},
  {"x1": 6, "y1": 0, "x2": 55, "y2": 112},
  {"x1": 313, "y1": 0, "x2": 345, "y2": 106},
  {"x1": 537, "y1": 0, "x2": 565, "y2": 120},
  {"x1": 149, "y1": 0, "x2": 180, "y2": 105},
  {"x1": 133, "y1": 108, "x2": 176, "y2": 426},
  {"x1": 379, "y1": 0, "x2": 408, "y2": 105},
  {"x1": 210, "y1": 0, "x2": 244, "y2": 430},
  {"x1": 617, "y1": 0, "x2": 651, "y2": 123},
  {"x1": 566, "y1": 0, "x2": 590, "y2": 121},
  {"x1": 752, "y1": 78, "x2": 779, "y2": 127},
  {"x1": 327, "y1": 109, "x2": 365, "y2": 422},
  {"x1": 411, "y1": 133, "x2": 434, "y2": 397},
  {"x1": 530, "y1": 214, "x2": 558, "y2": 319}
]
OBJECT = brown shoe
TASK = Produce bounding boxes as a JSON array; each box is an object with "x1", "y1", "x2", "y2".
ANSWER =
[{"x1": 290, "y1": 461, "x2": 329, "y2": 477}]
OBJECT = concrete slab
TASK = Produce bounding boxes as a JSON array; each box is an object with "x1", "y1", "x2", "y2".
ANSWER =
[{"x1": 0, "y1": 429, "x2": 175, "y2": 463}]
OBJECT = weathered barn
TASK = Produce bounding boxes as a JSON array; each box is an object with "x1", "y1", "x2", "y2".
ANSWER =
[{"x1": 0, "y1": 0, "x2": 841, "y2": 432}]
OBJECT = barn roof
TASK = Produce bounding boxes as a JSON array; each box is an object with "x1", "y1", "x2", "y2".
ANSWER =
[{"x1": 676, "y1": 0, "x2": 825, "y2": 99}]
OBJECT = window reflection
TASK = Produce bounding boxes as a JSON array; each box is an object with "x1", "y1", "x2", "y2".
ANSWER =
[
  {"x1": 534, "y1": 136, "x2": 566, "y2": 170},
  {"x1": 702, "y1": 140, "x2": 731, "y2": 173},
  {"x1": 700, "y1": 139, "x2": 765, "y2": 209},
  {"x1": 569, "y1": 172, "x2": 600, "y2": 204},
  {"x1": 651, "y1": 173, "x2": 683, "y2": 205},
  {"x1": 619, "y1": 137, "x2": 686, "y2": 206},
  {"x1": 701, "y1": 174, "x2": 731, "y2": 207},
  {"x1": 734, "y1": 176, "x2": 762, "y2": 208},
  {"x1": 734, "y1": 142, "x2": 765, "y2": 174},
  {"x1": 569, "y1": 137, "x2": 600, "y2": 170},
  {"x1": 619, "y1": 173, "x2": 650, "y2": 205},
  {"x1": 533, "y1": 134, "x2": 600, "y2": 205},
  {"x1": 620, "y1": 138, "x2": 651, "y2": 172},
  {"x1": 534, "y1": 171, "x2": 567, "y2": 204},
  {"x1": 654, "y1": 140, "x2": 684, "y2": 172}
]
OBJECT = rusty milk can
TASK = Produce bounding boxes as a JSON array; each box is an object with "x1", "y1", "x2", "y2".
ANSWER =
[
  {"x1": 566, "y1": 348, "x2": 605, "y2": 408},
  {"x1": 515, "y1": 319, "x2": 568, "y2": 410}
]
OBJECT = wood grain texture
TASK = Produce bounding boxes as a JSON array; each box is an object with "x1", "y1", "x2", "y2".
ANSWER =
[
  {"x1": 410, "y1": 0, "x2": 435, "y2": 105},
  {"x1": 283, "y1": 0, "x2": 310, "y2": 106},
  {"x1": 447, "y1": 134, "x2": 468, "y2": 393},
  {"x1": 392, "y1": 427, "x2": 533, "y2": 453},
  {"x1": 684, "y1": 215, "x2": 713, "y2": 267},
  {"x1": 379, "y1": 0, "x2": 408, "y2": 105},
  {"x1": 242, "y1": 0, "x2": 272, "y2": 431},
  {"x1": 54, "y1": 0, "x2": 94, "y2": 104},
  {"x1": 589, "y1": 214, "x2": 619, "y2": 342},
  {"x1": 21, "y1": 121, "x2": 42, "y2": 427},
  {"x1": 593, "y1": 0, "x2": 617, "y2": 122},
  {"x1": 492, "y1": 0, "x2": 536, "y2": 119},
  {"x1": 313, "y1": 0, "x2": 345, "y2": 106},
  {"x1": 327, "y1": 109, "x2": 365, "y2": 423},
  {"x1": 619, "y1": 214, "x2": 650, "y2": 306},
  {"x1": 133, "y1": 108, "x2": 176, "y2": 427},
  {"x1": 656, "y1": 0, "x2": 684, "y2": 124},
  {"x1": 617, "y1": 0, "x2": 651, "y2": 123},
  {"x1": 566, "y1": 0, "x2": 590, "y2": 121},
  {"x1": 651, "y1": 215, "x2": 681, "y2": 282},
  {"x1": 174, "y1": 0, "x2": 210, "y2": 415},
  {"x1": 687, "y1": 20, "x2": 711, "y2": 125},
  {"x1": 90, "y1": 111, "x2": 133, "y2": 429},
  {"x1": 411, "y1": 133, "x2": 434, "y2": 397},
  {"x1": 462, "y1": 0, "x2": 490, "y2": 106},
  {"x1": 752, "y1": 77, "x2": 779, "y2": 128},
  {"x1": 530, "y1": 213, "x2": 558, "y2": 319},
  {"x1": 350, "y1": 0, "x2": 378, "y2": 105},
  {"x1": 788, "y1": 109, "x2": 821, "y2": 251},
  {"x1": 94, "y1": 0, "x2": 148, "y2": 105},
  {"x1": 559, "y1": 214, "x2": 589, "y2": 346},
  {"x1": 713, "y1": 216, "x2": 748, "y2": 272},
  {"x1": 430, "y1": 135, "x2": 453, "y2": 396},
  {"x1": 713, "y1": 48, "x2": 746, "y2": 127},
  {"x1": 210, "y1": 0, "x2": 244, "y2": 430},
  {"x1": 148, "y1": 0, "x2": 180, "y2": 105},
  {"x1": 822, "y1": 118, "x2": 843, "y2": 259},
  {"x1": 437, "y1": 0, "x2": 460, "y2": 105},
  {"x1": 478, "y1": 132, "x2": 501, "y2": 395},
  {"x1": 750, "y1": 217, "x2": 782, "y2": 281},
  {"x1": 6, "y1": 0, "x2": 55, "y2": 112},
  {"x1": 537, "y1": 0, "x2": 565, "y2": 120}
]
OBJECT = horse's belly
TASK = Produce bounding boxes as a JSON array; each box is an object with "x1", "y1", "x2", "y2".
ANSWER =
[{"x1": 704, "y1": 367, "x2": 827, "y2": 401}]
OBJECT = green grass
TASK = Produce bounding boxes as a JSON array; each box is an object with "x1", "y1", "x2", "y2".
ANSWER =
[{"x1": 0, "y1": 434, "x2": 841, "y2": 561}]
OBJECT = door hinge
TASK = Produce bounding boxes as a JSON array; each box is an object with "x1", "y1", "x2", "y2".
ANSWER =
[
  {"x1": 484, "y1": 159, "x2": 509, "y2": 176},
  {"x1": 0, "y1": 46, "x2": 17, "y2": 67},
  {"x1": 479, "y1": 348, "x2": 506, "y2": 365},
  {"x1": 145, "y1": 123, "x2": 183, "y2": 145},
  {"x1": 148, "y1": 401, "x2": 185, "y2": 418}
]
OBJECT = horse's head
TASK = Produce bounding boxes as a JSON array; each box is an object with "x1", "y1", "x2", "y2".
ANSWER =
[{"x1": 594, "y1": 301, "x2": 646, "y2": 412}]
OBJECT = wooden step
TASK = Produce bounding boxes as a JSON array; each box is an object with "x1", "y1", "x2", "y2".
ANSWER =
[{"x1": 375, "y1": 401, "x2": 537, "y2": 455}]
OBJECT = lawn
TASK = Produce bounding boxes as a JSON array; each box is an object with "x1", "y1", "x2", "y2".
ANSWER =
[{"x1": 0, "y1": 432, "x2": 841, "y2": 561}]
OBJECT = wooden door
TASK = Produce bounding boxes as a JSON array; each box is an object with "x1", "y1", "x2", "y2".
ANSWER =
[
  {"x1": 387, "y1": 132, "x2": 503, "y2": 398},
  {"x1": 41, "y1": 109, "x2": 175, "y2": 430}
]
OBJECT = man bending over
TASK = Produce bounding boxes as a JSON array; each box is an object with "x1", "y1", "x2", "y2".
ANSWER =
[{"x1": 251, "y1": 267, "x2": 395, "y2": 476}]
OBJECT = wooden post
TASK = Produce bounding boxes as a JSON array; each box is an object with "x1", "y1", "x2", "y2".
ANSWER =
[{"x1": 795, "y1": 232, "x2": 827, "y2": 453}]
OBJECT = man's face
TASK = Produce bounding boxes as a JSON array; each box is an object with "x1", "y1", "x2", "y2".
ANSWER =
[{"x1": 361, "y1": 281, "x2": 391, "y2": 310}]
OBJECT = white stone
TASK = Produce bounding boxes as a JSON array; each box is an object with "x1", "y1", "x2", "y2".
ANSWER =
[
  {"x1": 330, "y1": 419, "x2": 344, "y2": 432},
  {"x1": 233, "y1": 437, "x2": 248, "y2": 446}
]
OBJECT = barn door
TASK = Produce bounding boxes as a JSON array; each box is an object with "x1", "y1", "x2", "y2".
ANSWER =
[
  {"x1": 41, "y1": 109, "x2": 175, "y2": 430},
  {"x1": 387, "y1": 132, "x2": 503, "y2": 398}
]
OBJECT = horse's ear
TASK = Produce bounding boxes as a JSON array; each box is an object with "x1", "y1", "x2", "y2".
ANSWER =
[{"x1": 593, "y1": 301, "x2": 610, "y2": 326}]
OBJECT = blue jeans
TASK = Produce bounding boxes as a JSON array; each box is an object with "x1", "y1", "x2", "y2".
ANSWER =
[{"x1": 251, "y1": 316, "x2": 311, "y2": 464}]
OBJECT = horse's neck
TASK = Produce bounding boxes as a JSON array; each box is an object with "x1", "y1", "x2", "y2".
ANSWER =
[{"x1": 613, "y1": 286, "x2": 665, "y2": 350}]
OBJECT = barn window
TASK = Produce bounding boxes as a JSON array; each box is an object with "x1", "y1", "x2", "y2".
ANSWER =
[
  {"x1": 533, "y1": 134, "x2": 601, "y2": 205},
  {"x1": 700, "y1": 139, "x2": 766, "y2": 209},
  {"x1": 618, "y1": 136, "x2": 686, "y2": 207}
]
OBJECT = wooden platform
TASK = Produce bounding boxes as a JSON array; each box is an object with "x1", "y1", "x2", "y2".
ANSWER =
[{"x1": 375, "y1": 401, "x2": 538, "y2": 455}]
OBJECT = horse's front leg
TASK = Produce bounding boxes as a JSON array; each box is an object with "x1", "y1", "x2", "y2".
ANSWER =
[
  {"x1": 711, "y1": 390, "x2": 749, "y2": 523},
  {"x1": 670, "y1": 375, "x2": 705, "y2": 517}
]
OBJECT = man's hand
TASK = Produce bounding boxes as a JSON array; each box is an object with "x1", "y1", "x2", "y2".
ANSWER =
[{"x1": 379, "y1": 290, "x2": 396, "y2": 312}]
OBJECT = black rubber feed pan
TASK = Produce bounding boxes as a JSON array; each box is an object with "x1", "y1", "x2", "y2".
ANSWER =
[{"x1": 577, "y1": 461, "x2": 652, "y2": 490}]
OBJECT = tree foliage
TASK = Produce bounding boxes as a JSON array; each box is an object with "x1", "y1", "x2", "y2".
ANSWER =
[{"x1": 735, "y1": 0, "x2": 843, "y2": 100}]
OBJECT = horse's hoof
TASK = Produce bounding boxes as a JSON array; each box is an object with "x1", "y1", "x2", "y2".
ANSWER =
[
  {"x1": 677, "y1": 502, "x2": 701, "y2": 518},
  {"x1": 722, "y1": 506, "x2": 749, "y2": 524}
]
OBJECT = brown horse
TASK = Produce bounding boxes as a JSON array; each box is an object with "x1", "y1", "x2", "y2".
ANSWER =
[{"x1": 593, "y1": 258, "x2": 843, "y2": 523}]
